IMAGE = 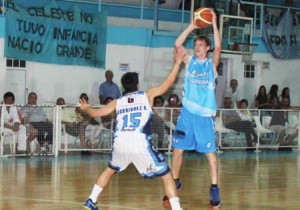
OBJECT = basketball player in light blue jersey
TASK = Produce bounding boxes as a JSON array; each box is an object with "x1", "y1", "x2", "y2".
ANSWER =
[
  {"x1": 80, "y1": 47, "x2": 186, "y2": 210},
  {"x1": 162, "y1": 9, "x2": 222, "y2": 208}
]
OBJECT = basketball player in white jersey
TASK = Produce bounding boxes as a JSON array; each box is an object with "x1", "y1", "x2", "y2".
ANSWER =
[{"x1": 80, "y1": 47, "x2": 185, "y2": 210}]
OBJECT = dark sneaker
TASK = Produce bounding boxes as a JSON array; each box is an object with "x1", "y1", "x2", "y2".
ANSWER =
[
  {"x1": 84, "y1": 199, "x2": 98, "y2": 210},
  {"x1": 210, "y1": 186, "x2": 221, "y2": 208},
  {"x1": 162, "y1": 180, "x2": 182, "y2": 207}
]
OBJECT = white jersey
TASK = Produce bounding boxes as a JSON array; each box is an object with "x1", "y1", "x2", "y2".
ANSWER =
[
  {"x1": 109, "y1": 91, "x2": 170, "y2": 178},
  {"x1": 115, "y1": 91, "x2": 152, "y2": 137}
]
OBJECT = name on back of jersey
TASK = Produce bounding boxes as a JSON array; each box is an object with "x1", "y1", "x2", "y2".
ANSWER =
[{"x1": 117, "y1": 105, "x2": 147, "y2": 114}]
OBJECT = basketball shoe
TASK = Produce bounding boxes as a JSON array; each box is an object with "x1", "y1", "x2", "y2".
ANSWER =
[
  {"x1": 84, "y1": 199, "x2": 98, "y2": 210},
  {"x1": 210, "y1": 186, "x2": 221, "y2": 208},
  {"x1": 162, "y1": 179, "x2": 182, "y2": 207}
]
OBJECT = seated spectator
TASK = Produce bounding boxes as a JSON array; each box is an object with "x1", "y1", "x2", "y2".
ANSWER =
[
  {"x1": 164, "y1": 94, "x2": 181, "y2": 134},
  {"x1": 255, "y1": 85, "x2": 270, "y2": 109},
  {"x1": 101, "y1": 97, "x2": 115, "y2": 129},
  {"x1": 1, "y1": 92, "x2": 28, "y2": 153},
  {"x1": 56, "y1": 97, "x2": 79, "y2": 137},
  {"x1": 152, "y1": 96, "x2": 166, "y2": 148},
  {"x1": 269, "y1": 97, "x2": 298, "y2": 146},
  {"x1": 224, "y1": 79, "x2": 241, "y2": 108},
  {"x1": 279, "y1": 87, "x2": 290, "y2": 106},
  {"x1": 20, "y1": 92, "x2": 53, "y2": 153},
  {"x1": 237, "y1": 99, "x2": 255, "y2": 123},
  {"x1": 76, "y1": 93, "x2": 100, "y2": 154},
  {"x1": 267, "y1": 84, "x2": 279, "y2": 109},
  {"x1": 222, "y1": 97, "x2": 257, "y2": 149},
  {"x1": 165, "y1": 93, "x2": 181, "y2": 124}
]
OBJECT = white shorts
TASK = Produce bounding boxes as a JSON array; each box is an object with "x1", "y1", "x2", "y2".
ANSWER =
[{"x1": 108, "y1": 132, "x2": 170, "y2": 178}]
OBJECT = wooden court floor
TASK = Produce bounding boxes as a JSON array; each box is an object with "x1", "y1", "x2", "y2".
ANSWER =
[{"x1": 1, "y1": 150, "x2": 300, "y2": 210}]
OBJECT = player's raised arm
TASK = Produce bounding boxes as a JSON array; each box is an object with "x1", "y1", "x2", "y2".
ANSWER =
[
  {"x1": 79, "y1": 98, "x2": 117, "y2": 118},
  {"x1": 146, "y1": 47, "x2": 185, "y2": 106},
  {"x1": 211, "y1": 10, "x2": 222, "y2": 69}
]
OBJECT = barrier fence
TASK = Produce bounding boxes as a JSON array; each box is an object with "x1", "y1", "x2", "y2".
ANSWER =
[{"x1": 0, "y1": 105, "x2": 299, "y2": 157}]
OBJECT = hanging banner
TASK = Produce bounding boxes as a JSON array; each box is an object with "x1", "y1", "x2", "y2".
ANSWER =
[
  {"x1": 4, "y1": 0, "x2": 107, "y2": 68},
  {"x1": 263, "y1": 7, "x2": 300, "y2": 59}
]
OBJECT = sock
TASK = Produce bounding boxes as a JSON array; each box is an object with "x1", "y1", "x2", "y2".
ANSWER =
[
  {"x1": 89, "y1": 184, "x2": 103, "y2": 203},
  {"x1": 212, "y1": 184, "x2": 218, "y2": 188},
  {"x1": 169, "y1": 197, "x2": 181, "y2": 210}
]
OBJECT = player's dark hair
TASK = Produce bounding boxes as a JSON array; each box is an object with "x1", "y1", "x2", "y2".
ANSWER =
[{"x1": 121, "y1": 72, "x2": 139, "y2": 93}]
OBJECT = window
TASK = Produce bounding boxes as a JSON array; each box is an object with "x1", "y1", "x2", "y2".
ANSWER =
[
  {"x1": 244, "y1": 64, "x2": 255, "y2": 78},
  {"x1": 6, "y1": 58, "x2": 26, "y2": 69}
]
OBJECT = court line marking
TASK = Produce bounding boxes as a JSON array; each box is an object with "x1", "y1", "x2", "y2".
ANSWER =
[{"x1": 0, "y1": 196, "x2": 149, "y2": 210}]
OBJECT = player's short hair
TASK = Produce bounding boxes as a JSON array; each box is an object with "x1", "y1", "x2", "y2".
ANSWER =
[
  {"x1": 121, "y1": 72, "x2": 139, "y2": 93},
  {"x1": 194, "y1": 35, "x2": 211, "y2": 47}
]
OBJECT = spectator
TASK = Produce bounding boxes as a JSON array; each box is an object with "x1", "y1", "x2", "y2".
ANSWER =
[
  {"x1": 1, "y1": 92, "x2": 28, "y2": 153},
  {"x1": 165, "y1": 93, "x2": 181, "y2": 125},
  {"x1": 222, "y1": 97, "x2": 258, "y2": 149},
  {"x1": 101, "y1": 97, "x2": 115, "y2": 129},
  {"x1": 56, "y1": 97, "x2": 79, "y2": 137},
  {"x1": 279, "y1": 87, "x2": 290, "y2": 106},
  {"x1": 255, "y1": 85, "x2": 270, "y2": 109},
  {"x1": 99, "y1": 70, "x2": 121, "y2": 104},
  {"x1": 76, "y1": 93, "x2": 100, "y2": 154},
  {"x1": 269, "y1": 97, "x2": 298, "y2": 147},
  {"x1": 152, "y1": 96, "x2": 166, "y2": 148},
  {"x1": 153, "y1": 95, "x2": 165, "y2": 118},
  {"x1": 267, "y1": 84, "x2": 279, "y2": 109},
  {"x1": 283, "y1": 0, "x2": 295, "y2": 7},
  {"x1": 224, "y1": 79, "x2": 241, "y2": 108},
  {"x1": 20, "y1": 92, "x2": 53, "y2": 153}
]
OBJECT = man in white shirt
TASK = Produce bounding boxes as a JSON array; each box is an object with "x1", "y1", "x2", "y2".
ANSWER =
[
  {"x1": 1, "y1": 92, "x2": 27, "y2": 153},
  {"x1": 224, "y1": 79, "x2": 241, "y2": 108}
]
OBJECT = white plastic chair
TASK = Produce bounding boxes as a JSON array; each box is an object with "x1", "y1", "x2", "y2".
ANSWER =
[
  {"x1": 253, "y1": 116, "x2": 277, "y2": 145},
  {"x1": 1, "y1": 133, "x2": 16, "y2": 156},
  {"x1": 215, "y1": 117, "x2": 241, "y2": 147}
]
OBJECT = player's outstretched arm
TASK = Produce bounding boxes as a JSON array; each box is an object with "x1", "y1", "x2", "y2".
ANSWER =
[
  {"x1": 174, "y1": 21, "x2": 196, "y2": 49},
  {"x1": 79, "y1": 98, "x2": 116, "y2": 118},
  {"x1": 175, "y1": 19, "x2": 200, "y2": 65},
  {"x1": 146, "y1": 47, "x2": 185, "y2": 106},
  {"x1": 211, "y1": 10, "x2": 222, "y2": 70}
]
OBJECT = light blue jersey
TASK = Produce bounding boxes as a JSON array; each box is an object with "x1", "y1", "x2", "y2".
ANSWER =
[{"x1": 182, "y1": 56, "x2": 217, "y2": 117}]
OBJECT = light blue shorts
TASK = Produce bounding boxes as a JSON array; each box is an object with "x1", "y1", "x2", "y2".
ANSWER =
[{"x1": 172, "y1": 107, "x2": 216, "y2": 153}]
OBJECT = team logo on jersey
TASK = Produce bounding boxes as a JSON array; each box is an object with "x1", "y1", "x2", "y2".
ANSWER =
[
  {"x1": 146, "y1": 163, "x2": 157, "y2": 172},
  {"x1": 128, "y1": 98, "x2": 134, "y2": 103}
]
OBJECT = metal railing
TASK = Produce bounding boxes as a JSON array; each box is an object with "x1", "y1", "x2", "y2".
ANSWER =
[{"x1": 1, "y1": 105, "x2": 299, "y2": 157}]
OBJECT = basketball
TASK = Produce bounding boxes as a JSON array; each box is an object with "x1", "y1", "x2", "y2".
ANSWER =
[{"x1": 193, "y1": 7, "x2": 213, "y2": 28}]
